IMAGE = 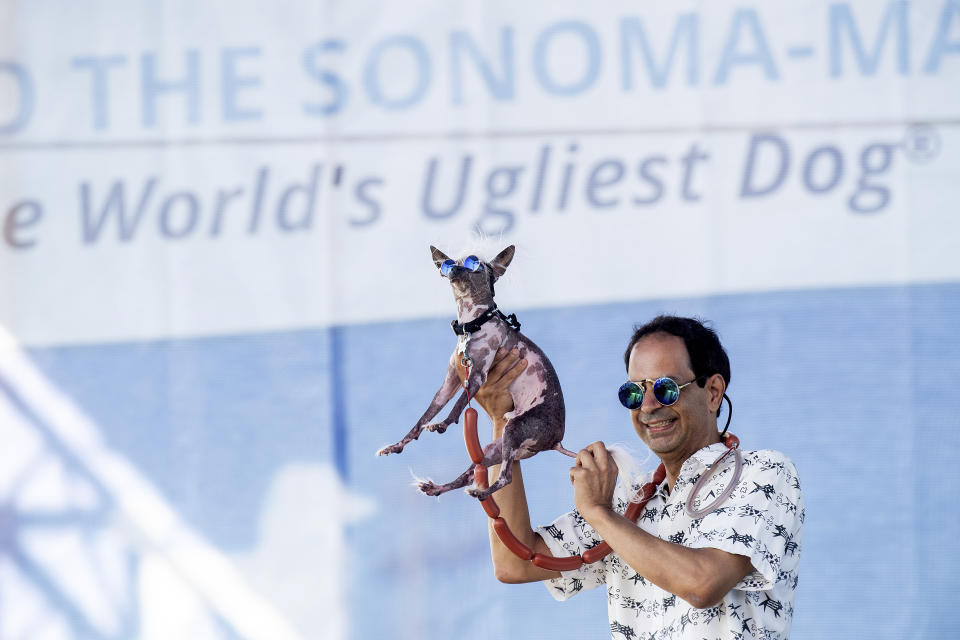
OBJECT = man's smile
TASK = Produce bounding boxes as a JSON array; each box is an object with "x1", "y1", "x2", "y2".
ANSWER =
[{"x1": 644, "y1": 417, "x2": 678, "y2": 434}]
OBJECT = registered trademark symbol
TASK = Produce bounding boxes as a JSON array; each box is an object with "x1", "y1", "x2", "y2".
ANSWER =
[{"x1": 901, "y1": 124, "x2": 941, "y2": 163}]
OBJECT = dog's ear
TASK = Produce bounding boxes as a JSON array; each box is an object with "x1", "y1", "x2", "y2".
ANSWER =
[
  {"x1": 489, "y1": 245, "x2": 515, "y2": 277},
  {"x1": 430, "y1": 246, "x2": 451, "y2": 269}
]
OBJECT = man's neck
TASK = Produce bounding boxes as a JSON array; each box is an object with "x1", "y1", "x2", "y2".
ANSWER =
[{"x1": 662, "y1": 433, "x2": 723, "y2": 492}]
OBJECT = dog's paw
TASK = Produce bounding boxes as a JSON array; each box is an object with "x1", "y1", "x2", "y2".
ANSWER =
[
  {"x1": 465, "y1": 486, "x2": 487, "y2": 499},
  {"x1": 376, "y1": 444, "x2": 402, "y2": 456},
  {"x1": 418, "y1": 481, "x2": 442, "y2": 496},
  {"x1": 424, "y1": 421, "x2": 448, "y2": 434}
]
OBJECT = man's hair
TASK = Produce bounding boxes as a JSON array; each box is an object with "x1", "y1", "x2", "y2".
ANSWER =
[{"x1": 623, "y1": 315, "x2": 731, "y2": 390}]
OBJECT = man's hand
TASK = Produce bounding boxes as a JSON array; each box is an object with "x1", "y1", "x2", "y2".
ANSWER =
[
  {"x1": 458, "y1": 348, "x2": 527, "y2": 437},
  {"x1": 569, "y1": 441, "x2": 620, "y2": 522}
]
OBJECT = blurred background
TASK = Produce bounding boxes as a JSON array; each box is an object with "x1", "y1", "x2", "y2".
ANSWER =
[{"x1": 1, "y1": 1, "x2": 958, "y2": 638}]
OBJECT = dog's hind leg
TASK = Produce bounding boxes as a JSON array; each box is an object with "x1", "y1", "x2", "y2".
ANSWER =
[
  {"x1": 376, "y1": 363, "x2": 461, "y2": 456},
  {"x1": 466, "y1": 427, "x2": 530, "y2": 500},
  {"x1": 417, "y1": 463, "x2": 474, "y2": 497},
  {"x1": 418, "y1": 439, "x2": 504, "y2": 497}
]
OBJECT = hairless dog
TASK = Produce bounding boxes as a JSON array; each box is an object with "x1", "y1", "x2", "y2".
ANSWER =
[{"x1": 376, "y1": 245, "x2": 577, "y2": 500}]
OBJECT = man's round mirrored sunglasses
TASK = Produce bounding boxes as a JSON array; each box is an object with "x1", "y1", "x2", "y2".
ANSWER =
[
  {"x1": 440, "y1": 255, "x2": 482, "y2": 277},
  {"x1": 618, "y1": 376, "x2": 704, "y2": 410}
]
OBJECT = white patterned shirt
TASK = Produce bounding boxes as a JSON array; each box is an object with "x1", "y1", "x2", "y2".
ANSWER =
[{"x1": 535, "y1": 444, "x2": 803, "y2": 640}]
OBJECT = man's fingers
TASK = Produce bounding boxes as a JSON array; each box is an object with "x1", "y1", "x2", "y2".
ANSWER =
[
  {"x1": 457, "y1": 347, "x2": 512, "y2": 383},
  {"x1": 491, "y1": 346, "x2": 511, "y2": 365},
  {"x1": 593, "y1": 442, "x2": 616, "y2": 472},
  {"x1": 487, "y1": 348, "x2": 527, "y2": 386},
  {"x1": 487, "y1": 347, "x2": 518, "y2": 375},
  {"x1": 575, "y1": 449, "x2": 598, "y2": 472},
  {"x1": 577, "y1": 442, "x2": 610, "y2": 470},
  {"x1": 586, "y1": 441, "x2": 608, "y2": 457},
  {"x1": 460, "y1": 347, "x2": 528, "y2": 389},
  {"x1": 498, "y1": 355, "x2": 528, "y2": 387}
]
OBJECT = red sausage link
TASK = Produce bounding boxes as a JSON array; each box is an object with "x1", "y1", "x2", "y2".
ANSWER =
[
  {"x1": 463, "y1": 408, "x2": 484, "y2": 464},
  {"x1": 532, "y1": 553, "x2": 584, "y2": 572},
  {"x1": 473, "y1": 464, "x2": 489, "y2": 490},
  {"x1": 652, "y1": 463, "x2": 666, "y2": 484},
  {"x1": 625, "y1": 483, "x2": 656, "y2": 521},
  {"x1": 582, "y1": 541, "x2": 611, "y2": 564},
  {"x1": 493, "y1": 518, "x2": 534, "y2": 560},
  {"x1": 480, "y1": 495, "x2": 500, "y2": 518}
]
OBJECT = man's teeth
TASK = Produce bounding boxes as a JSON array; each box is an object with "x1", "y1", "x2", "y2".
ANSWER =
[{"x1": 648, "y1": 419, "x2": 674, "y2": 428}]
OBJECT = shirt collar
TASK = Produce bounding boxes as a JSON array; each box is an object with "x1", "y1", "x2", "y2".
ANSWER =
[
  {"x1": 688, "y1": 441, "x2": 732, "y2": 470},
  {"x1": 653, "y1": 442, "x2": 730, "y2": 498},
  {"x1": 673, "y1": 441, "x2": 731, "y2": 488}
]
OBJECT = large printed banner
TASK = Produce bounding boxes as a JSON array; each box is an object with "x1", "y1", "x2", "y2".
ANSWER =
[
  {"x1": 3, "y1": 0, "x2": 958, "y2": 344},
  {"x1": 1, "y1": 1, "x2": 959, "y2": 638}
]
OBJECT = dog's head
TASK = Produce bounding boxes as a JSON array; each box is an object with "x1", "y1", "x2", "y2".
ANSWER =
[{"x1": 430, "y1": 245, "x2": 514, "y2": 304}]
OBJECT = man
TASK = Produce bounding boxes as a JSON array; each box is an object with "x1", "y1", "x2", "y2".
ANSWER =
[{"x1": 471, "y1": 315, "x2": 803, "y2": 639}]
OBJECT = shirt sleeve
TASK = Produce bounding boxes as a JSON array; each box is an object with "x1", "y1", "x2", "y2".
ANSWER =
[
  {"x1": 684, "y1": 451, "x2": 804, "y2": 592},
  {"x1": 534, "y1": 507, "x2": 609, "y2": 601},
  {"x1": 534, "y1": 479, "x2": 643, "y2": 601}
]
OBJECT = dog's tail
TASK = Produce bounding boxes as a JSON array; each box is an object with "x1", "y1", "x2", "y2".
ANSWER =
[
  {"x1": 552, "y1": 443, "x2": 578, "y2": 458},
  {"x1": 554, "y1": 442, "x2": 649, "y2": 498}
]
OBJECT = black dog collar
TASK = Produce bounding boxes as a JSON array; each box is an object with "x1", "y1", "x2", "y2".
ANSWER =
[{"x1": 451, "y1": 305, "x2": 522, "y2": 335}]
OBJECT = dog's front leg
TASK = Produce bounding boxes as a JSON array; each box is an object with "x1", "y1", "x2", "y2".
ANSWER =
[
  {"x1": 376, "y1": 361, "x2": 461, "y2": 456},
  {"x1": 423, "y1": 340, "x2": 497, "y2": 433},
  {"x1": 423, "y1": 365, "x2": 485, "y2": 434}
]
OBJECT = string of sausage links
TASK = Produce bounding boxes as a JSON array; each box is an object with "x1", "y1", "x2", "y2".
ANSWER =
[{"x1": 463, "y1": 380, "x2": 739, "y2": 571}]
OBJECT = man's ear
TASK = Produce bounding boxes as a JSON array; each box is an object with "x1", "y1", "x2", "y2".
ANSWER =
[
  {"x1": 430, "y1": 246, "x2": 451, "y2": 269},
  {"x1": 705, "y1": 373, "x2": 726, "y2": 416},
  {"x1": 489, "y1": 245, "x2": 515, "y2": 277}
]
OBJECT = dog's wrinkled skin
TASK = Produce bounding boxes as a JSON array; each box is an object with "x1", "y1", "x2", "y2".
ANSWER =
[{"x1": 376, "y1": 245, "x2": 570, "y2": 500}]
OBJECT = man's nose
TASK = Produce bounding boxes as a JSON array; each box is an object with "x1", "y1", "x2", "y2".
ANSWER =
[{"x1": 640, "y1": 384, "x2": 663, "y2": 412}]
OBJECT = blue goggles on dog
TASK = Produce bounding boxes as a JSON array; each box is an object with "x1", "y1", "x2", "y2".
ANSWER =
[
  {"x1": 618, "y1": 376, "x2": 704, "y2": 410},
  {"x1": 439, "y1": 255, "x2": 482, "y2": 277}
]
